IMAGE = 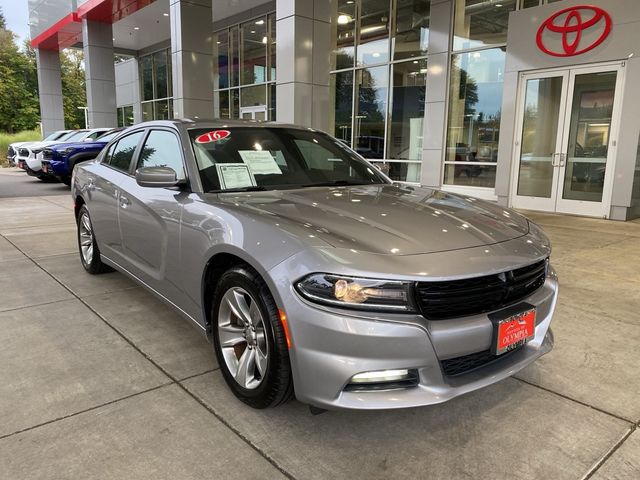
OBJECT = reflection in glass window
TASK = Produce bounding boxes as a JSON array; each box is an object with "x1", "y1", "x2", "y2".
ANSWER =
[
  {"x1": 141, "y1": 55, "x2": 153, "y2": 101},
  {"x1": 214, "y1": 30, "x2": 229, "y2": 89},
  {"x1": 330, "y1": 71, "x2": 353, "y2": 144},
  {"x1": 241, "y1": 18, "x2": 267, "y2": 85},
  {"x1": 444, "y1": 48, "x2": 505, "y2": 188},
  {"x1": 153, "y1": 50, "x2": 169, "y2": 99},
  {"x1": 388, "y1": 59, "x2": 426, "y2": 161},
  {"x1": 355, "y1": 66, "x2": 388, "y2": 159},
  {"x1": 453, "y1": 0, "x2": 516, "y2": 51},
  {"x1": 117, "y1": 105, "x2": 134, "y2": 127},
  {"x1": 331, "y1": 0, "x2": 356, "y2": 70},
  {"x1": 230, "y1": 26, "x2": 240, "y2": 87},
  {"x1": 108, "y1": 131, "x2": 144, "y2": 172},
  {"x1": 139, "y1": 49, "x2": 173, "y2": 121},
  {"x1": 357, "y1": 0, "x2": 390, "y2": 66},
  {"x1": 213, "y1": 16, "x2": 276, "y2": 121},
  {"x1": 393, "y1": 0, "x2": 430, "y2": 60},
  {"x1": 268, "y1": 13, "x2": 276, "y2": 81}
]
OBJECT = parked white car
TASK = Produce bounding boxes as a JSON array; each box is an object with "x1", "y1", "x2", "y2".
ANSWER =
[
  {"x1": 19, "y1": 129, "x2": 111, "y2": 178},
  {"x1": 8, "y1": 130, "x2": 71, "y2": 167}
]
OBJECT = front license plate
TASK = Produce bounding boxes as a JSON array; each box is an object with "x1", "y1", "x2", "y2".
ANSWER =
[
  {"x1": 18, "y1": 161, "x2": 25, "y2": 169},
  {"x1": 42, "y1": 164, "x2": 48, "y2": 173},
  {"x1": 490, "y1": 305, "x2": 536, "y2": 356}
]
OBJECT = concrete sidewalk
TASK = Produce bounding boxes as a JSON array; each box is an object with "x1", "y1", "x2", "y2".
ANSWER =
[{"x1": 0, "y1": 193, "x2": 638, "y2": 479}]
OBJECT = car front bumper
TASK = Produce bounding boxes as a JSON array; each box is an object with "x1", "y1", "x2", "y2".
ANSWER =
[{"x1": 269, "y1": 252, "x2": 558, "y2": 411}]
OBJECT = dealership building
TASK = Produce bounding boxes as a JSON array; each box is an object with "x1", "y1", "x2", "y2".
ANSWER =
[{"x1": 27, "y1": 0, "x2": 640, "y2": 219}]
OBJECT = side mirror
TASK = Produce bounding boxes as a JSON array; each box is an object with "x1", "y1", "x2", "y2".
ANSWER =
[{"x1": 135, "y1": 166, "x2": 179, "y2": 188}]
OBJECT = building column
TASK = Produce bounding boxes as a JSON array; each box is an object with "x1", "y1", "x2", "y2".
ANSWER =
[
  {"x1": 170, "y1": 0, "x2": 214, "y2": 119},
  {"x1": 275, "y1": 0, "x2": 330, "y2": 129},
  {"x1": 35, "y1": 49, "x2": 65, "y2": 136},
  {"x1": 420, "y1": 0, "x2": 453, "y2": 188},
  {"x1": 82, "y1": 20, "x2": 117, "y2": 127}
]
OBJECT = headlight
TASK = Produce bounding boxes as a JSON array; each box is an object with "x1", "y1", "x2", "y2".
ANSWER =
[
  {"x1": 295, "y1": 273, "x2": 416, "y2": 312},
  {"x1": 59, "y1": 147, "x2": 76, "y2": 156}
]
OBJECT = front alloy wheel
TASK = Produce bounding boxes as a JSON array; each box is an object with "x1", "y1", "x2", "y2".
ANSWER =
[
  {"x1": 211, "y1": 266, "x2": 293, "y2": 408},
  {"x1": 217, "y1": 287, "x2": 269, "y2": 389}
]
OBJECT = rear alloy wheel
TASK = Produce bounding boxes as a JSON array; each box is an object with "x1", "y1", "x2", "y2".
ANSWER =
[
  {"x1": 212, "y1": 266, "x2": 293, "y2": 408},
  {"x1": 77, "y1": 205, "x2": 111, "y2": 274}
]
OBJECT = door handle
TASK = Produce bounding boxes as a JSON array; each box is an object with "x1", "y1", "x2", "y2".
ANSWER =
[
  {"x1": 558, "y1": 153, "x2": 566, "y2": 167},
  {"x1": 551, "y1": 153, "x2": 559, "y2": 167}
]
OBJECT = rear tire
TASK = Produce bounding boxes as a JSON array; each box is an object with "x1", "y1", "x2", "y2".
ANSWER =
[
  {"x1": 211, "y1": 265, "x2": 293, "y2": 408},
  {"x1": 77, "y1": 205, "x2": 112, "y2": 274}
]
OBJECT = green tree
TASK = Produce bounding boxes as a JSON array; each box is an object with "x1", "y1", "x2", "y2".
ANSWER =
[
  {"x1": 0, "y1": 10, "x2": 40, "y2": 132},
  {"x1": 60, "y1": 48, "x2": 87, "y2": 129}
]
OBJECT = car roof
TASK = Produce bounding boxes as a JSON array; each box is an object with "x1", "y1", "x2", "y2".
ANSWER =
[{"x1": 124, "y1": 119, "x2": 319, "y2": 133}]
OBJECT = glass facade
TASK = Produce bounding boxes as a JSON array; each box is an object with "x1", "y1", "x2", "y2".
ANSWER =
[
  {"x1": 139, "y1": 48, "x2": 173, "y2": 121},
  {"x1": 117, "y1": 105, "x2": 134, "y2": 127},
  {"x1": 444, "y1": 48, "x2": 505, "y2": 188},
  {"x1": 329, "y1": 0, "x2": 430, "y2": 182},
  {"x1": 213, "y1": 14, "x2": 277, "y2": 121}
]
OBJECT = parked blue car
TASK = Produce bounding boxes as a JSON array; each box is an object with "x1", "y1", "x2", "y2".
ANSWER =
[{"x1": 40, "y1": 128, "x2": 123, "y2": 185}]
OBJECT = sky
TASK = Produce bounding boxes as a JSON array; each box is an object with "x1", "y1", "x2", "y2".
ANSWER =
[{"x1": 1, "y1": 0, "x2": 30, "y2": 46}]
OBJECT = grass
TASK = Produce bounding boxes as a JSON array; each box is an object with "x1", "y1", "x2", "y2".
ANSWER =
[{"x1": 0, "y1": 129, "x2": 42, "y2": 167}]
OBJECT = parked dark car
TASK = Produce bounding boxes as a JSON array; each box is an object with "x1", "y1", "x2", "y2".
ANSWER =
[{"x1": 41, "y1": 128, "x2": 123, "y2": 185}]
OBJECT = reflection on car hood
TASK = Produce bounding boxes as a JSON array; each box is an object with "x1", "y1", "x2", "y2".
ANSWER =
[{"x1": 216, "y1": 184, "x2": 530, "y2": 255}]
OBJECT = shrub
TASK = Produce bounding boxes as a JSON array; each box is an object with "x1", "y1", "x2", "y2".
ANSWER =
[{"x1": 0, "y1": 129, "x2": 41, "y2": 166}]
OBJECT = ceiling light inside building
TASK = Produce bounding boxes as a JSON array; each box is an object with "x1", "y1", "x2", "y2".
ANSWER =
[
  {"x1": 163, "y1": 13, "x2": 169, "y2": 17},
  {"x1": 262, "y1": 36, "x2": 268, "y2": 44},
  {"x1": 337, "y1": 14, "x2": 352, "y2": 24},
  {"x1": 255, "y1": 19, "x2": 265, "y2": 25},
  {"x1": 250, "y1": 30, "x2": 256, "y2": 34},
  {"x1": 134, "y1": 26, "x2": 140, "y2": 30}
]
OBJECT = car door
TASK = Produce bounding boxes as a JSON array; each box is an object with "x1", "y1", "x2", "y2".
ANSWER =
[
  {"x1": 89, "y1": 130, "x2": 145, "y2": 264},
  {"x1": 117, "y1": 127, "x2": 188, "y2": 301}
]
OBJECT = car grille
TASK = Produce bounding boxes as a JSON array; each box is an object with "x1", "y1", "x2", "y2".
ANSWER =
[
  {"x1": 415, "y1": 259, "x2": 547, "y2": 320},
  {"x1": 41, "y1": 149, "x2": 53, "y2": 160},
  {"x1": 440, "y1": 347, "x2": 522, "y2": 377}
]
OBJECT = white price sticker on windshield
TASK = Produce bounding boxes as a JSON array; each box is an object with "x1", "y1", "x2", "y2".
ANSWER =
[
  {"x1": 215, "y1": 163, "x2": 256, "y2": 190},
  {"x1": 238, "y1": 150, "x2": 282, "y2": 175}
]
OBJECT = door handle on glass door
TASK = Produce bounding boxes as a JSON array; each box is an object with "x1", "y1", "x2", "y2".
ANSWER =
[
  {"x1": 558, "y1": 153, "x2": 566, "y2": 167},
  {"x1": 551, "y1": 153, "x2": 559, "y2": 167}
]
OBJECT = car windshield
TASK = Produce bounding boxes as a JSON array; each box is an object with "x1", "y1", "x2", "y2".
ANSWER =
[
  {"x1": 188, "y1": 127, "x2": 389, "y2": 192},
  {"x1": 43, "y1": 131, "x2": 65, "y2": 141},
  {"x1": 94, "y1": 129, "x2": 122, "y2": 142},
  {"x1": 63, "y1": 130, "x2": 89, "y2": 142}
]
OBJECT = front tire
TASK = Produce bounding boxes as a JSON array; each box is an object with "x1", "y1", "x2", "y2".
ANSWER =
[
  {"x1": 77, "y1": 205, "x2": 111, "y2": 274},
  {"x1": 211, "y1": 266, "x2": 293, "y2": 408}
]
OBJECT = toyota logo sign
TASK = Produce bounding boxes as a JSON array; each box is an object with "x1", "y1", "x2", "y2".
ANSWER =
[{"x1": 536, "y1": 5, "x2": 612, "y2": 57}]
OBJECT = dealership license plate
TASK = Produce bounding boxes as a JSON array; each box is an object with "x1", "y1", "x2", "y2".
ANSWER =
[
  {"x1": 18, "y1": 161, "x2": 25, "y2": 169},
  {"x1": 42, "y1": 164, "x2": 48, "y2": 173},
  {"x1": 491, "y1": 306, "x2": 536, "y2": 356}
]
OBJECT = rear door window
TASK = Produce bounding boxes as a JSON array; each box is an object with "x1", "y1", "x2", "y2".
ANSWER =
[{"x1": 105, "y1": 131, "x2": 144, "y2": 173}]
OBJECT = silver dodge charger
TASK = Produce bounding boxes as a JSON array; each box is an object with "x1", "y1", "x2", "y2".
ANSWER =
[{"x1": 71, "y1": 120, "x2": 558, "y2": 411}]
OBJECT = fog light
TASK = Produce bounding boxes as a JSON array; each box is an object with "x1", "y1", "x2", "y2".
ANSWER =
[{"x1": 350, "y1": 369, "x2": 410, "y2": 384}]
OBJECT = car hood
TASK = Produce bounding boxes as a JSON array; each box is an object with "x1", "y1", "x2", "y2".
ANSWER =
[{"x1": 216, "y1": 184, "x2": 530, "y2": 255}]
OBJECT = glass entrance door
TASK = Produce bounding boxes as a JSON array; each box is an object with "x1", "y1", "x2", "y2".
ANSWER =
[{"x1": 511, "y1": 63, "x2": 624, "y2": 217}]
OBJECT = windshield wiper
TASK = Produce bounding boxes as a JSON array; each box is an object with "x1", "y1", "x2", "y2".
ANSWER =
[
  {"x1": 301, "y1": 180, "x2": 372, "y2": 188},
  {"x1": 210, "y1": 186, "x2": 269, "y2": 193}
]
